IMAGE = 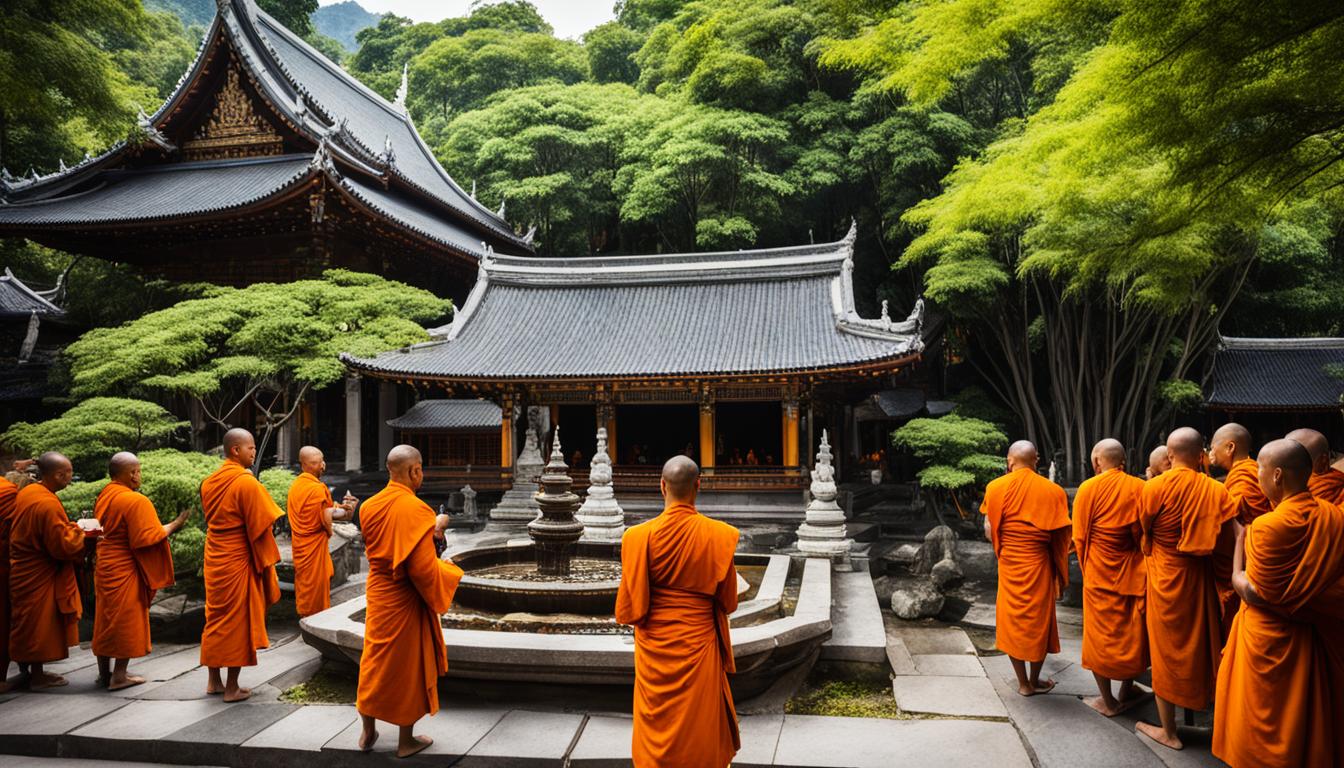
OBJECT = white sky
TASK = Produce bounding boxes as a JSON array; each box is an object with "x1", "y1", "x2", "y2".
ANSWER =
[{"x1": 320, "y1": 0, "x2": 617, "y2": 40}]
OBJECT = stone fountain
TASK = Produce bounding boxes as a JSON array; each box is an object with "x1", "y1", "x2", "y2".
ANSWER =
[{"x1": 527, "y1": 427, "x2": 585, "y2": 576}]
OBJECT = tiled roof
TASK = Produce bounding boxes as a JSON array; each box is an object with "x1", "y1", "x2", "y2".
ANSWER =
[
  {"x1": 0, "y1": 269, "x2": 62, "y2": 318},
  {"x1": 344, "y1": 226, "x2": 926, "y2": 381},
  {"x1": 387, "y1": 400, "x2": 502, "y2": 430},
  {"x1": 1205, "y1": 337, "x2": 1344, "y2": 410}
]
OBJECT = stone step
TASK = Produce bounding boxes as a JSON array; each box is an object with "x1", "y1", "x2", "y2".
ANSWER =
[{"x1": 820, "y1": 571, "x2": 886, "y2": 663}]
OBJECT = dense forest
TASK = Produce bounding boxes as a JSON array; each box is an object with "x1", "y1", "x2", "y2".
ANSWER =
[{"x1": 2, "y1": 0, "x2": 1342, "y2": 481}]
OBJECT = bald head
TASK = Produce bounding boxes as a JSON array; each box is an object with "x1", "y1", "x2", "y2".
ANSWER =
[
  {"x1": 1166, "y1": 427, "x2": 1205, "y2": 468},
  {"x1": 36, "y1": 451, "x2": 73, "y2": 492},
  {"x1": 108, "y1": 451, "x2": 142, "y2": 490},
  {"x1": 1257, "y1": 438, "x2": 1313, "y2": 504},
  {"x1": 661, "y1": 455, "x2": 700, "y2": 503},
  {"x1": 1209, "y1": 422, "x2": 1252, "y2": 470},
  {"x1": 223, "y1": 428, "x2": 256, "y2": 469},
  {"x1": 386, "y1": 444, "x2": 424, "y2": 490},
  {"x1": 1285, "y1": 428, "x2": 1331, "y2": 473},
  {"x1": 1091, "y1": 439, "x2": 1126, "y2": 472},
  {"x1": 1147, "y1": 445, "x2": 1170, "y2": 479},
  {"x1": 1006, "y1": 440, "x2": 1037, "y2": 472},
  {"x1": 298, "y1": 446, "x2": 325, "y2": 477}
]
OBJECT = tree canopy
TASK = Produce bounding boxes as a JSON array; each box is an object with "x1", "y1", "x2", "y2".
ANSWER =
[{"x1": 2, "y1": 397, "x2": 186, "y2": 477}]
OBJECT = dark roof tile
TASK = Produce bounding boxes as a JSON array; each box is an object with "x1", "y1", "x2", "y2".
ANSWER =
[{"x1": 1206, "y1": 337, "x2": 1344, "y2": 410}]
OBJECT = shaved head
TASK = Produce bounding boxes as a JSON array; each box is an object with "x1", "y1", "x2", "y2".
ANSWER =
[
  {"x1": 1091, "y1": 439, "x2": 1126, "y2": 471},
  {"x1": 298, "y1": 445, "x2": 325, "y2": 477},
  {"x1": 108, "y1": 451, "x2": 139, "y2": 479},
  {"x1": 1258, "y1": 438, "x2": 1313, "y2": 504},
  {"x1": 661, "y1": 455, "x2": 700, "y2": 503},
  {"x1": 35, "y1": 451, "x2": 73, "y2": 492},
  {"x1": 1006, "y1": 440, "x2": 1038, "y2": 472},
  {"x1": 223, "y1": 428, "x2": 257, "y2": 469},
  {"x1": 1285, "y1": 428, "x2": 1330, "y2": 473},
  {"x1": 1148, "y1": 445, "x2": 1170, "y2": 477},
  {"x1": 386, "y1": 444, "x2": 424, "y2": 491},
  {"x1": 1209, "y1": 422, "x2": 1253, "y2": 471},
  {"x1": 1166, "y1": 427, "x2": 1205, "y2": 467}
]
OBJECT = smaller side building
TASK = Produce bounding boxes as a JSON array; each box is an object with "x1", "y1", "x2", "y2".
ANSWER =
[{"x1": 1205, "y1": 336, "x2": 1344, "y2": 447}]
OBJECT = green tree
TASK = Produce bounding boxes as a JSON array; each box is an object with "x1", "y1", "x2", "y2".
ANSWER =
[
  {"x1": 892, "y1": 414, "x2": 1007, "y2": 528},
  {"x1": 257, "y1": 0, "x2": 318, "y2": 37},
  {"x1": 584, "y1": 22, "x2": 643, "y2": 85},
  {"x1": 409, "y1": 29, "x2": 588, "y2": 119},
  {"x1": 62, "y1": 270, "x2": 450, "y2": 471},
  {"x1": 2, "y1": 398, "x2": 186, "y2": 477}
]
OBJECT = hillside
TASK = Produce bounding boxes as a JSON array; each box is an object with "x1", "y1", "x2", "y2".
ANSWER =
[{"x1": 312, "y1": 1, "x2": 379, "y2": 51}]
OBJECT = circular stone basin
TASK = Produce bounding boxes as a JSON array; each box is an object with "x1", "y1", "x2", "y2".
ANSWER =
[{"x1": 452, "y1": 541, "x2": 622, "y2": 615}]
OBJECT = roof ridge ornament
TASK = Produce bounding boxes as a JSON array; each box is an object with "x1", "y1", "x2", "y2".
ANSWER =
[
  {"x1": 496, "y1": 197, "x2": 506, "y2": 218},
  {"x1": 295, "y1": 92, "x2": 308, "y2": 128},
  {"x1": 393, "y1": 62, "x2": 410, "y2": 115},
  {"x1": 522, "y1": 224, "x2": 536, "y2": 244},
  {"x1": 470, "y1": 179, "x2": 477, "y2": 200},
  {"x1": 309, "y1": 137, "x2": 339, "y2": 178},
  {"x1": 380, "y1": 134, "x2": 395, "y2": 167},
  {"x1": 132, "y1": 106, "x2": 176, "y2": 153}
]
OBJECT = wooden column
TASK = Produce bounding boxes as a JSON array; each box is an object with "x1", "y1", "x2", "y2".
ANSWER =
[
  {"x1": 783, "y1": 398, "x2": 800, "y2": 467},
  {"x1": 699, "y1": 394, "x2": 715, "y2": 470},
  {"x1": 500, "y1": 393, "x2": 515, "y2": 477}
]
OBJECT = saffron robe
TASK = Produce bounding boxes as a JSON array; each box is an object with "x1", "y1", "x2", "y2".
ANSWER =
[
  {"x1": 356, "y1": 481, "x2": 461, "y2": 726},
  {"x1": 199, "y1": 460, "x2": 282, "y2": 668},
  {"x1": 1071, "y1": 467, "x2": 1148, "y2": 680},
  {"x1": 1218, "y1": 457, "x2": 1274, "y2": 639},
  {"x1": 1139, "y1": 466, "x2": 1237, "y2": 710},
  {"x1": 1213, "y1": 493, "x2": 1344, "y2": 767},
  {"x1": 92, "y1": 481, "x2": 174, "y2": 659},
  {"x1": 616, "y1": 503, "x2": 741, "y2": 768},
  {"x1": 983, "y1": 468, "x2": 1071, "y2": 663},
  {"x1": 0, "y1": 476, "x2": 18, "y2": 676},
  {"x1": 9, "y1": 484, "x2": 85, "y2": 663},
  {"x1": 1308, "y1": 467, "x2": 1344, "y2": 505},
  {"x1": 286, "y1": 472, "x2": 334, "y2": 617}
]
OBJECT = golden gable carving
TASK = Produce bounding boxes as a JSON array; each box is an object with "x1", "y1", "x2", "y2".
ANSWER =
[{"x1": 182, "y1": 63, "x2": 284, "y2": 160}]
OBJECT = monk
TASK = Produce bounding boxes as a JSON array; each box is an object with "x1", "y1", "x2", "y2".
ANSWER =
[
  {"x1": 0, "y1": 460, "x2": 21, "y2": 691},
  {"x1": 286, "y1": 446, "x2": 356, "y2": 618},
  {"x1": 1286, "y1": 428, "x2": 1344, "y2": 505},
  {"x1": 9, "y1": 452, "x2": 95, "y2": 688},
  {"x1": 356, "y1": 445, "x2": 461, "y2": 758},
  {"x1": 1135, "y1": 427, "x2": 1238, "y2": 750},
  {"x1": 616, "y1": 456, "x2": 740, "y2": 768},
  {"x1": 1146, "y1": 445, "x2": 1171, "y2": 479},
  {"x1": 92, "y1": 452, "x2": 191, "y2": 690},
  {"x1": 1071, "y1": 438, "x2": 1149, "y2": 716},
  {"x1": 1213, "y1": 439, "x2": 1344, "y2": 767},
  {"x1": 199, "y1": 428, "x2": 283, "y2": 702},
  {"x1": 1208, "y1": 422, "x2": 1272, "y2": 640},
  {"x1": 981, "y1": 441, "x2": 1071, "y2": 696}
]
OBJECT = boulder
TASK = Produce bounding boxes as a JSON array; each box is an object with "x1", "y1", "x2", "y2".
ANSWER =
[
  {"x1": 890, "y1": 578, "x2": 945, "y2": 620},
  {"x1": 930, "y1": 557, "x2": 964, "y2": 590},
  {"x1": 915, "y1": 525, "x2": 958, "y2": 575}
]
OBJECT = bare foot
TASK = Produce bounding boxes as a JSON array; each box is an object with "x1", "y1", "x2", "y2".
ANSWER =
[
  {"x1": 359, "y1": 727, "x2": 379, "y2": 753},
  {"x1": 1018, "y1": 678, "x2": 1056, "y2": 696},
  {"x1": 397, "y1": 735, "x2": 433, "y2": 758},
  {"x1": 28, "y1": 672, "x2": 68, "y2": 690},
  {"x1": 222, "y1": 687, "x2": 252, "y2": 703},
  {"x1": 107, "y1": 675, "x2": 146, "y2": 692},
  {"x1": 96, "y1": 675, "x2": 110, "y2": 689},
  {"x1": 1136, "y1": 721, "x2": 1183, "y2": 750},
  {"x1": 1084, "y1": 695, "x2": 1120, "y2": 716}
]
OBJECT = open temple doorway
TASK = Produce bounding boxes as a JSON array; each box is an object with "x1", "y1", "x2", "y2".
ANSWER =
[
  {"x1": 715, "y1": 402, "x2": 783, "y2": 466},
  {"x1": 614, "y1": 404, "x2": 698, "y2": 467},
  {"x1": 555, "y1": 404, "x2": 597, "y2": 469}
]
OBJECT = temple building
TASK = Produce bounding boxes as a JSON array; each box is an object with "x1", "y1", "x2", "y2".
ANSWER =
[
  {"x1": 342, "y1": 225, "x2": 938, "y2": 501},
  {"x1": 1205, "y1": 336, "x2": 1344, "y2": 446},
  {"x1": 0, "y1": 0, "x2": 530, "y2": 299}
]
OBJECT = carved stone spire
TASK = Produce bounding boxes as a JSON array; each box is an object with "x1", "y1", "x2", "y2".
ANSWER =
[
  {"x1": 496, "y1": 196, "x2": 506, "y2": 218},
  {"x1": 796, "y1": 430, "x2": 853, "y2": 558},
  {"x1": 393, "y1": 62, "x2": 410, "y2": 115},
  {"x1": 577, "y1": 428, "x2": 625, "y2": 542},
  {"x1": 528, "y1": 426, "x2": 585, "y2": 576}
]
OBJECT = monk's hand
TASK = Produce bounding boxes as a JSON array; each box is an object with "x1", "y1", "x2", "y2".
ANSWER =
[{"x1": 13, "y1": 458, "x2": 34, "y2": 471}]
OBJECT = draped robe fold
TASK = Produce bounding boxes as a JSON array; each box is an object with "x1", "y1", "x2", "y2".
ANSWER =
[
  {"x1": 616, "y1": 503, "x2": 741, "y2": 768},
  {"x1": 286, "y1": 472, "x2": 335, "y2": 618},
  {"x1": 1308, "y1": 467, "x2": 1344, "y2": 505},
  {"x1": 1213, "y1": 493, "x2": 1344, "y2": 767},
  {"x1": 1072, "y1": 467, "x2": 1148, "y2": 680},
  {"x1": 199, "y1": 460, "x2": 282, "y2": 668},
  {"x1": 9, "y1": 484, "x2": 85, "y2": 663},
  {"x1": 355, "y1": 481, "x2": 462, "y2": 727},
  {"x1": 0, "y1": 477, "x2": 18, "y2": 677},
  {"x1": 1139, "y1": 467, "x2": 1236, "y2": 710},
  {"x1": 983, "y1": 468, "x2": 1071, "y2": 663},
  {"x1": 93, "y1": 481, "x2": 174, "y2": 659}
]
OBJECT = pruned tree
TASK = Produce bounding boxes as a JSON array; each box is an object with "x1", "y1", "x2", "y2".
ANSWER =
[
  {"x1": 2, "y1": 397, "x2": 185, "y2": 477},
  {"x1": 892, "y1": 414, "x2": 1007, "y2": 530}
]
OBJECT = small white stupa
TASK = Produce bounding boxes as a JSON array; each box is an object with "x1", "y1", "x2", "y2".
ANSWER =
[{"x1": 576, "y1": 428, "x2": 625, "y2": 542}]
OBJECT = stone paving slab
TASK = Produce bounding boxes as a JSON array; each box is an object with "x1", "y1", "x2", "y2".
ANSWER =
[
  {"x1": 0, "y1": 758, "x2": 197, "y2": 767},
  {"x1": 912, "y1": 654, "x2": 986, "y2": 677},
  {"x1": 325, "y1": 705, "x2": 507, "y2": 765},
  {"x1": 772, "y1": 714, "x2": 1031, "y2": 768},
  {"x1": 0, "y1": 693, "x2": 129, "y2": 756},
  {"x1": 885, "y1": 635, "x2": 917, "y2": 675},
  {"x1": 459, "y1": 709, "x2": 585, "y2": 766},
  {"x1": 896, "y1": 626, "x2": 977, "y2": 656},
  {"x1": 135, "y1": 636, "x2": 319, "y2": 701},
  {"x1": 821, "y1": 571, "x2": 886, "y2": 663},
  {"x1": 242, "y1": 704, "x2": 359, "y2": 752},
  {"x1": 567, "y1": 713, "x2": 781, "y2": 767},
  {"x1": 892, "y1": 675, "x2": 1008, "y2": 718},
  {"x1": 45, "y1": 646, "x2": 98, "y2": 675},
  {"x1": 126, "y1": 645, "x2": 209, "y2": 683},
  {"x1": 62, "y1": 698, "x2": 228, "y2": 763}
]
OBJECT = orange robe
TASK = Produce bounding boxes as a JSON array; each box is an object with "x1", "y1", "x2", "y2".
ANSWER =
[
  {"x1": 92, "y1": 481, "x2": 174, "y2": 659},
  {"x1": 1213, "y1": 493, "x2": 1344, "y2": 767},
  {"x1": 199, "y1": 460, "x2": 282, "y2": 668},
  {"x1": 1139, "y1": 466, "x2": 1236, "y2": 710},
  {"x1": 8, "y1": 484, "x2": 85, "y2": 663},
  {"x1": 356, "y1": 481, "x2": 462, "y2": 726},
  {"x1": 0, "y1": 476, "x2": 17, "y2": 676},
  {"x1": 1218, "y1": 457, "x2": 1274, "y2": 639},
  {"x1": 1309, "y1": 467, "x2": 1344, "y2": 505},
  {"x1": 286, "y1": 472, "x2": 334, "y2": 617},
  {"x1": 616, "y1": 503, "x2": 741, "y2": 768},
  {"x1": 983, "y1": 468, "x2": 1071, "y2": 663},
  {"x1": 1071, "y1": 467, "x2": 1148, "y2": 680}
]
